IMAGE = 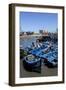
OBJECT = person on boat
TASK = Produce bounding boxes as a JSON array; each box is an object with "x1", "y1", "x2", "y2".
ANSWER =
[
  {"x1": 39, "y1": 42, "x2": 43, "y2": 47},
  {"x1": 31, "y1": 42, "x2": 36, "y2": 49},
  {"x1": 36, "y1": 40, "x2": 41, "y2": 48}
]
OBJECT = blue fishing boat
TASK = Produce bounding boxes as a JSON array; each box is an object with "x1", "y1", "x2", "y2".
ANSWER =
[
  {"x1": 21, "y1": 40, "x2": 58, "y2": 68},
  {"x1": 43, "y1": 52, "x2": 58, "y2": 67},
  {"x1": 23, "y1": 55, "x2": 41, "y2": 72},
  {"x1": 35, "y1": 49, "x2": 58, "y2": 67},
  {"x1": 44, "y1": 55, "x2": 58, "y2": 68}
]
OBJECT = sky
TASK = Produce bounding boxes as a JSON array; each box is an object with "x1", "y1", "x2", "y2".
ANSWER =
[{"x1": 20, "y1": 12, "x2": 58, "y2": 33}]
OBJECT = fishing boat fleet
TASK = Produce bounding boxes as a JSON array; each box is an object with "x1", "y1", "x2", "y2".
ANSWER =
[{"x1": 20, "y1": 39, "x2": 58, "y2": 73}]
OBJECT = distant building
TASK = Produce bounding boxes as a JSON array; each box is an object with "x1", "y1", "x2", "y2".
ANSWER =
[
  {"x1": 43, "y1": 30, "x2": 48, "y2": 36},
  {"x1": 39, "y1": 30, "x2": 43, "y2": 34},
  {"x1": 39, "y1": 29, "x2": 48, "y2": 36}
]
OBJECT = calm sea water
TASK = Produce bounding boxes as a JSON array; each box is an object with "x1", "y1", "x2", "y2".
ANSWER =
[{"x1": 20, "y1": 36, "x2": 37, "y2": 49}]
